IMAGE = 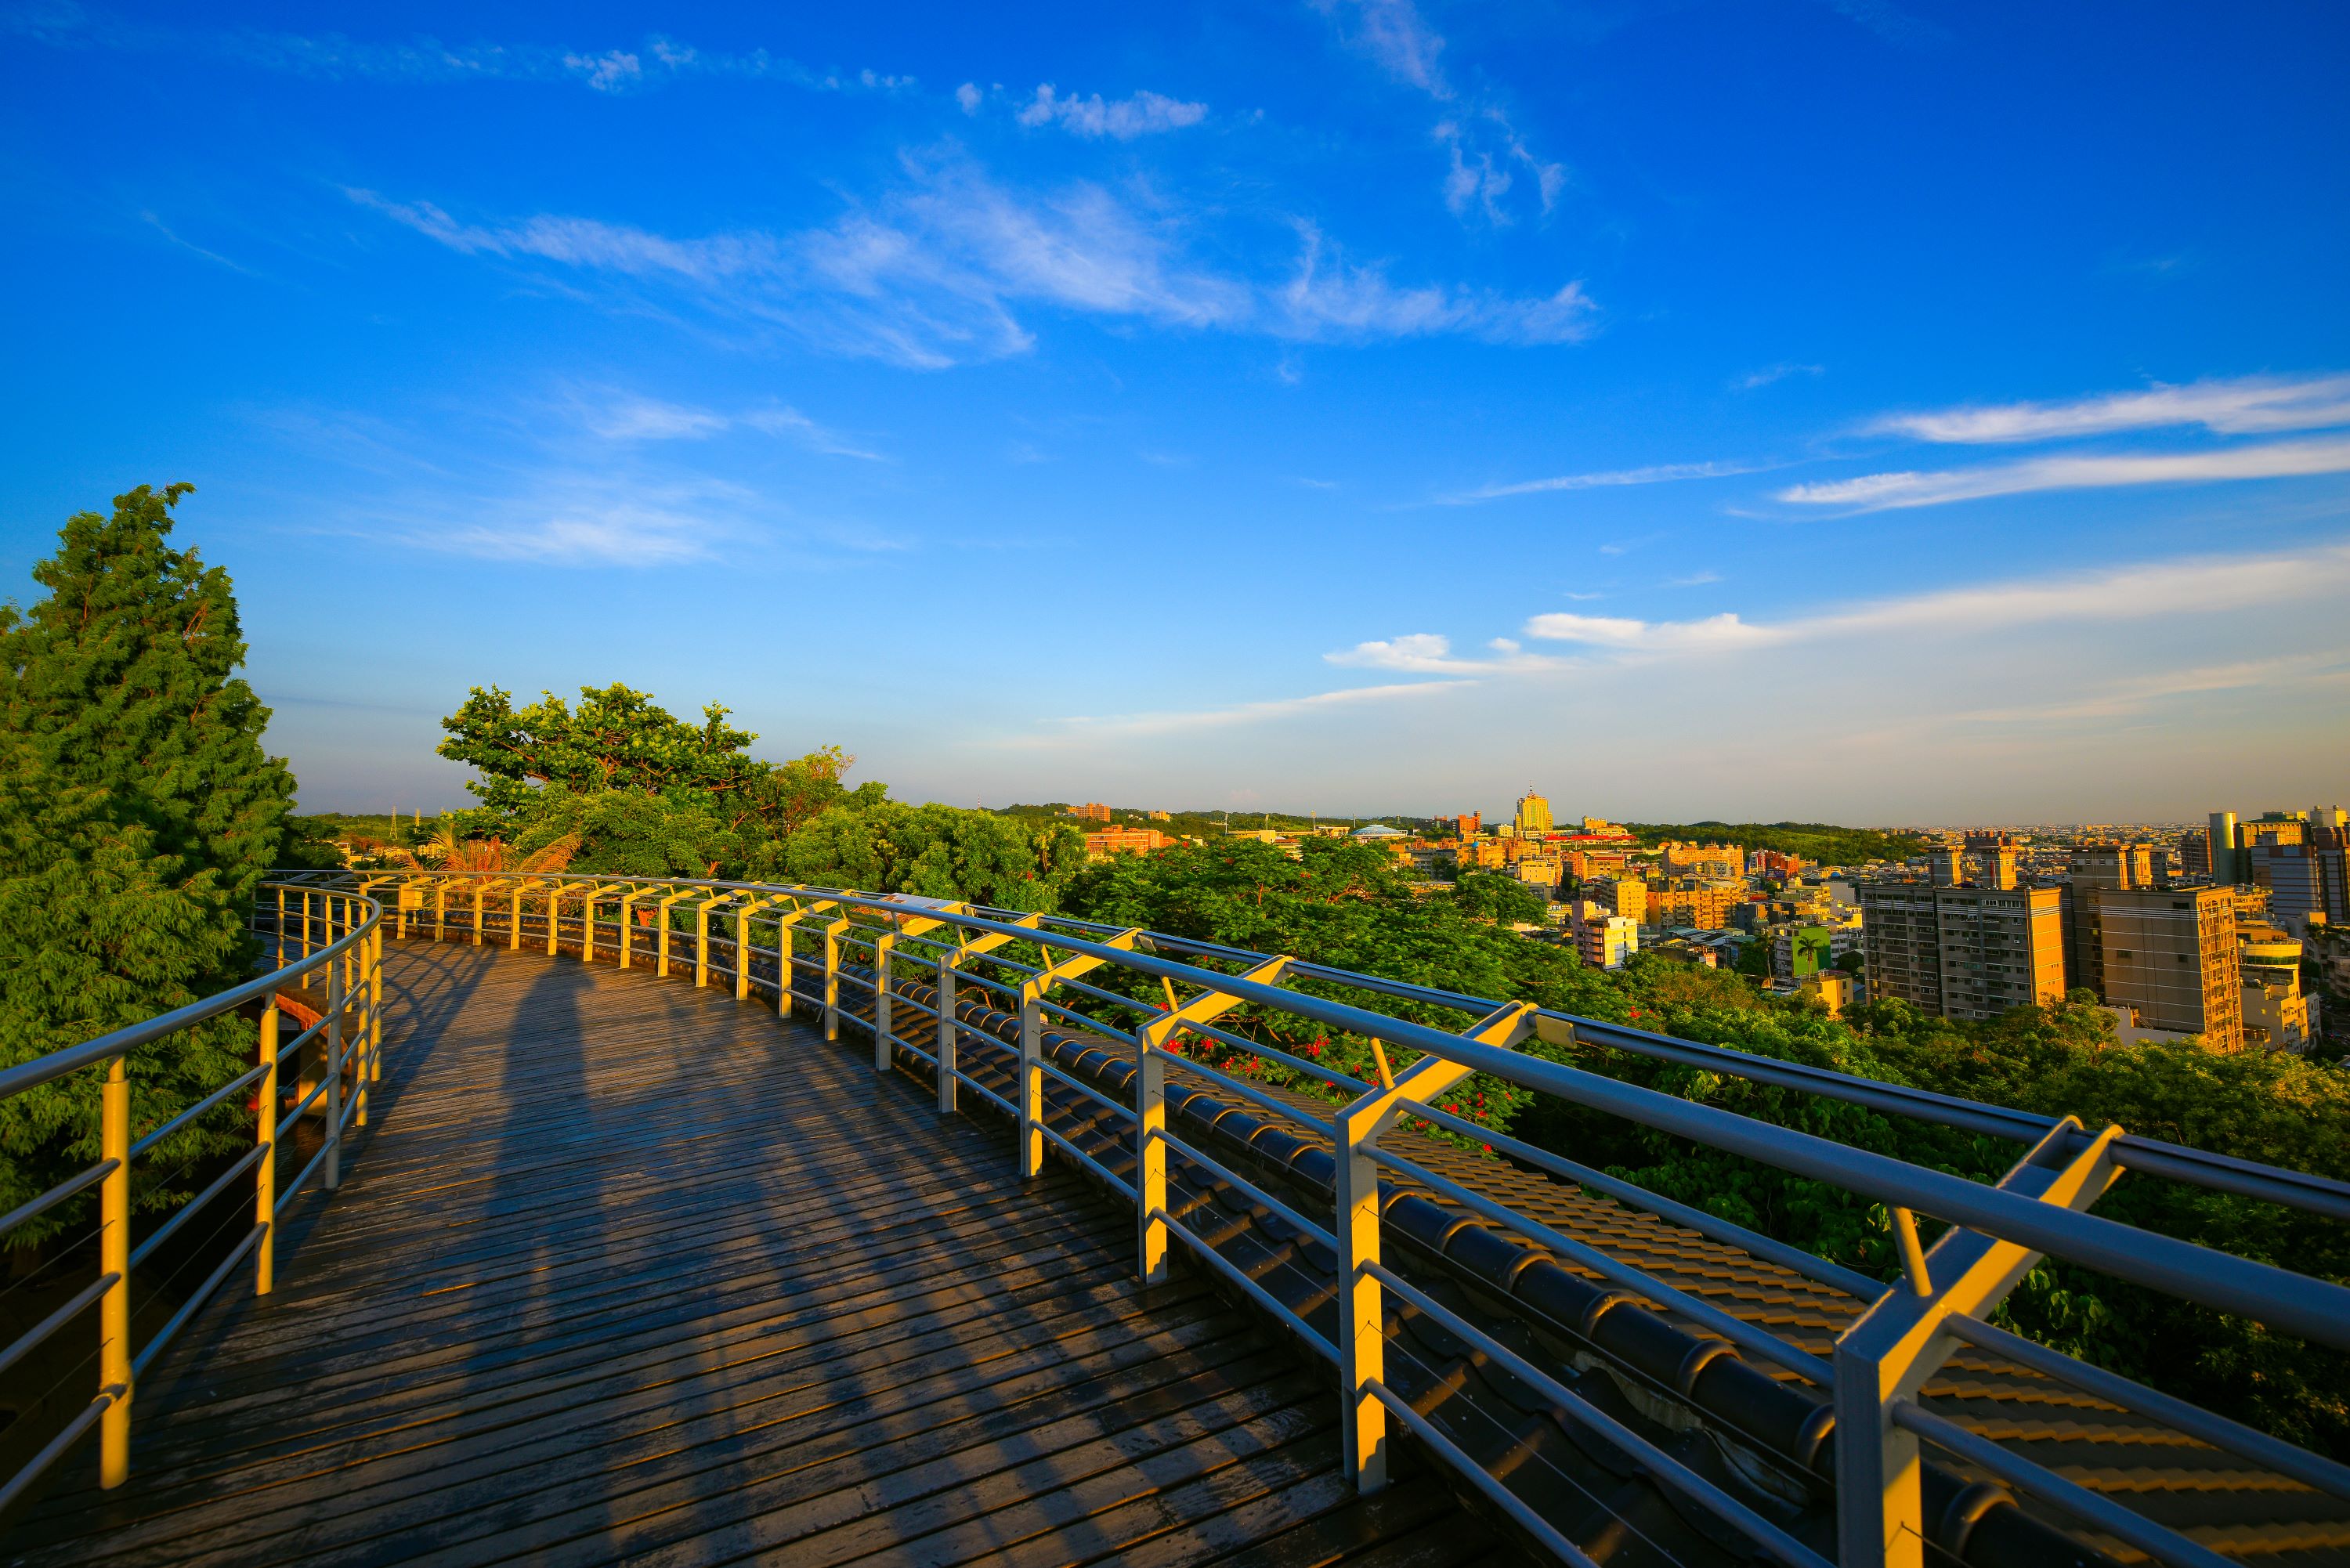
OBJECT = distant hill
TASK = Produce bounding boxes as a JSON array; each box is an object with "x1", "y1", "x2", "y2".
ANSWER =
[{"x1": 1624, "y1": 820, "x2": 1929, "y2": 866}]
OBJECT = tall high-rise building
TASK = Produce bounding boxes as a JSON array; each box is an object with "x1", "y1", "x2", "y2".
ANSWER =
[
  {"x1": 2208, "y1": 811, "x2": 2241, "y2": 884},
  {"x1": 2250, "y1": 842, "x2": 2326, "y2": 935},
  {"x1": 1513, "y1": 789, "x2": 1554, "y2": 836},
  {"x1": 1964, "y1": 833, "x2": 2019, "y2": 891},
  {"x1": 1860, "y1": 881, "x2": 2066, "y2": 1021},
  {"x1": 2100, "y1": 887, "x2": 2241, "y2": 1050},
  {"x1": 2066, "y1": 842, "x2": 2156, "y2": 997},
  {"x1": 2308, "y1": 806, "x2": 2349, "y2": 923},
  {"x1": 1926, "y1": 848, "x2": 1964, "y2": 887},
  {"x1": 1860, "y1": 883, "x2": 1943, "y2": 1013},
  {"x1": 1931, "y1": 885, "x2": 2066, "y2": 1020}
]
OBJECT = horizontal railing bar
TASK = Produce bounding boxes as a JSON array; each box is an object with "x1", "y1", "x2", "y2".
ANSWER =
[
  {"x1": 884, "y1": 1032, "x2": 938, "y2": 1068},
  {"x1": 1155, "y1": 1050, "x2": 1339, "y2": 1140},
  {"x1": 298, "y1": 870, "x2": 2350, "y2": 1335},
  {"x1": 1373, "y1": 1136, "x2": 1833, "y2": 1386},
  {"x1": 277, "y1": 1136, "x2": 338, "y2": 1216},
  {"x1": 1035, "y1": 998, "x2": 1139, "y2": 1047},
  {"x1": 0, "y1": 1273, "x2": 117, "y2": 1384},
  {"x1": 1150, "y1": 1206, "x2": 1338, "y2": 1363},
  {"x1": 1042, "y1": 974, "x2": 1160, "y2": 1019},
  {"x1": 130, "y1": 1062, "x2": 272, "y2": 1160},
  {"x1": 1893, "y1": 1402, "x2": 2236, "y2": 1568},
  {"x1": 953, "y1": 1072, "x2": 1019, "y2": 1119},
  {"x1": 0, "y1": 1158, "x2": 118, "y2": 1241},
  {"x1": 1365, "y1": 1260, "x2": 1831, "y2": 1568},
  {"x1": 1035, "y1": 1057, "x2": 1134, "y2": 1123},
  {"x1": 1155, "y1": 1129, "x2": 1338, "y2": 1249},
  {"x1": 131, "y1": 1223, "x2": 268, "y2": 1382},
  {"x1": 1942, "y1": 1314, "x2": 2350, "y2": 1504},
  {"x1": 277, "y1": 1075, "x2": 332, "y2": 1136},
  {"x1": 1366, "y1": 1380, "x2": 1599, "y2": 1567},
  {"x1": 0, "y1": 1393, "x2": 114, "y2": 1518},
  {"x1": 0, "y1": 893, "x2": 379, "y2": 1101},
  {"x1": 129, "y1": 1144, "x2": 268, "y2": 1270},
  {"x1": 1174, "y1": 1017, "x2": 1373, "y2": 1096},
  {"x1": 1039, "y1": 1124, "x2": 1137, "y2": 1201},
  {"x1": 1401, "y1": 1099, "x2": 1887, "y2": 1302}
]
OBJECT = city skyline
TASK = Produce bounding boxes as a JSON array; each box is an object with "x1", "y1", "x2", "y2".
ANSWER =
[{"x1": 5, "y1": 2, "x2": 2346, "y2": 816}]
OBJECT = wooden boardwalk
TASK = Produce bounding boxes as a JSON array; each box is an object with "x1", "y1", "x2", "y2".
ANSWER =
[{"x1": 7, "y1": 940, "x2": 1507, "y2": 1567}]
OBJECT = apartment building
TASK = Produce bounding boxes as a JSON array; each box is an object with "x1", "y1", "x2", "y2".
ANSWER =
[
  {"x1": 1859, "y1": 883, "x2": 1943, "y2": 1013},
  {"x1": 1568, "y1": 901, "x2": 1639, "y2": 970},
  {"x1": 2066, "y1": 840, "x2": 2157, "y2": 997},
  {"x1": 2251, "y1": 841, "x2": 2327, "y2": 936},
  {"x1": 1860, "y1": 880, "x2": 2065, "y2": 1021},
  {"x1": 2099, "y1": 886, "x2": 2241, "y2": 1051},
  {"x1": 1932, "y1": 885, "x2": 2067, "y2": 1021}
]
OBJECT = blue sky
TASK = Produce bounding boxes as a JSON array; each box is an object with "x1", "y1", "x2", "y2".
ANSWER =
[{"x1": 5, "y1": 1, "x2": 2347, "y2": 823}]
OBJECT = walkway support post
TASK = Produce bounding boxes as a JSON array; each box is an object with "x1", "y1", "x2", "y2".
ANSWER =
[
  {"x1": 693, "y1": 894, "x2": 739, "y2": 988},
  {"x1": 324, "y1": 949, "x2": 345, "y2": 1190},
  {"x1": 1015, "y1": 931, "x2": 1144, "y2": 1181},
  {"x1": 872, "y1": 928, "x2": 895, "y2": 1071},
  {"x1": 255, "y1": 1007, "x2": 279, "y2": 1296},
  {"x1": 656, "y1": 889, "x2": 692, "y2": 977},
  {"x1": 1134, "y1": 955, "x2": 1292, "y2": 1285},
  {"x1": 618, "y1": 889, "x2": 640, "y2": 969},
  {"x1": 1335, "y1": 1001, "x2": 1536, "y2": 1495},
  {"x1": 822, "y1": 915, "x2": 854, "y2": 1041},
  {"x1": 1832, "y1": 1118, "x2": 2123, "y2": 1568},
  {"x1": 96, "y1": 1057, "x2": 132, "y2": 1489},
  {"x1": 934, "y1": 914, "x2": 1039, "y2": 1115},
  {"x1": 733, "y1": 898, "x2": 781, "y2": 1002}
]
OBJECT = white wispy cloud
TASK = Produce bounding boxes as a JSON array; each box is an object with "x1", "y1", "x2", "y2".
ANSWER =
[
  {"x1": 1520, "y1": 612, "x2": 1773, "y2": 652},
  {"x1": 577, "y1": 393, "x2": 881, "y2": 457},
  {"x1": 1312, "y1": 0, "x2": 1566, "y2": 226},
  {"x1": 1519, "y1": 540, "x2": 2350, "y2": 656},
  {"x1": 1777, "y1": 435, "x2": 2350, "y2": 511},
  {"x1": 1323, "y1": 632, "x2": 1566, "y2": 674},
  {"x1": 1437, "y1": 461, "x2": 1748, "y2": 505},
  {"x1": 1019, "y1": 678, "x2": 1475, "y2": 743},
  {"x1": 1015, "y1": 84, "x2": 1208, "y2": 139},
  {"x1": 355, "y1": 169, "x2": 1597, "y2": 367},
  {"x1": 1314, "y1": 0, "x2": 1450, "y2": 96},
  {"x1": 9, "y1": 5, "x2": 915, "y2": 95},
  {"x1": 1948, "y1": 655, "x2": 2350, "y2": 724},
  {"x1": 1733, "y1": 362, "x2": 1824, "y2": 392},
  {"x1": 1276, "y1": 224, "x2": 1593, "y2": 345},
  {"x1": 1867, "y1": 372, "x2": 2350, "y2": 444},
  {"x1": 954, "y1": 81, "x2": 982, "y2": 114}
]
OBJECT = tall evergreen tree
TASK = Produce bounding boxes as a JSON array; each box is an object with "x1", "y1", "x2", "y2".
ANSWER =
[{"x1": 0, "y1": 484, "x2": 296, "y2": 1243}]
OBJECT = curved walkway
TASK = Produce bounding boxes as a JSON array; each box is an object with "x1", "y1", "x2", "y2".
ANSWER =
[{"x1": 6, "y1": 939, "x2": 1505, "y2": 1568}]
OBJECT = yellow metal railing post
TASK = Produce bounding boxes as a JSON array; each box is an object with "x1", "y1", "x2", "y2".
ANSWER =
[
  {"x1": 693, "y1": 894, "x2": 737, "y2": 988},
  {"x1": 822, "y1": 917, "x2": 852, "y2": 1041},
  {"x1": 370, "y1": 921, "x2": 385, "y2": 1082},
  {"x1": 256, "y1": 1008, "x2": 279, "y2": 1295},
  {"x1": 936, "y1": 952, "x2": 960, "y2": 1114},
  {"x1": 324, "y1": 951, "x2": 345, "y2": 1190},
  {"x1": 872, "y1": 928, "x2": 895, "y2": 1073},
  {"x1": 619, "y1": 890, "x2": 639, "y2": 969},
  {"x1": 547, "y1": 880, "x2": 564, "y2": 958},
  {"x1": 275, "y1": 884, "x2": 287, "y2": 963},
  {"x1": 432, "y1": 880, "x2": 446, "y2": 942},
  {"x1": 658, "y1": 890, "x2": 691, "y2": 977},
  {"x1": 97, "y1": 1057, "x2": 132, "y2": 1488},
  {"x1": 472, "y1": 880, "x2": 486, "y2": 945},
  {"x1": 508, "y1": 880, "x2": 529, "y2": 952}
]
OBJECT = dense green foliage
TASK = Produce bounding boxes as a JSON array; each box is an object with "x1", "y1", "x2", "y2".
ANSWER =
[
  {"x1": 1065, "y1": 837, "x2": 2348, "y2": 1453},
  {"x1": 432, "y1": 683, "x2": 1080, "y2": 898},
  {"x1": 1626, "y1": 819, "x2": 1929, "y2": 865},
  {"x1": 0, "y1": 486, "x2": 294, "y2": 1244},
  {"x1": 1448, "y1": 870, "x2": 1551, "y2": 926}
]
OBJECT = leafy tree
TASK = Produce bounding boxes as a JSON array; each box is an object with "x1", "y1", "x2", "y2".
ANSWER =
[
  {"x1": 1835, "y1": 948, "x2": 1865, "y2": 974},
  {"x1": 0, "y1": 485, "x2": 293, "y2": 1245},
  {"x1": 439, "y1": 683, "x2": 764, "y2": 817},
  {"x1": 1450, "y1": 871, "x2": 1549, "y2": 926},
  {"x1": 775, "y1": 801, "x2": 1085, "y2": 911}
]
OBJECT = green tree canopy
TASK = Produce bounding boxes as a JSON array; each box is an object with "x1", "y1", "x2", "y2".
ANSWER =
[
  {"x1": 1450, "y1": 870, "x2": 1550, "y2": 926},
  {"x1": 775, "y1": 801, "x2": 1086, "y2": 911},
  {"x1": 439, "y1": 683, "x2": 765, "y2": 816},
  {"x1": 0, "y1": 484, "x2": 291, "y2": 1242}
]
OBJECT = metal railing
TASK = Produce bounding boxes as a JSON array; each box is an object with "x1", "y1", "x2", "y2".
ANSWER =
[
  {"x1": 281, "y1": 866, "x2": 2350, "y2": 1568},
  {"x1": 0, "y1": 883, "x2": 383, "y2": 1512}
]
